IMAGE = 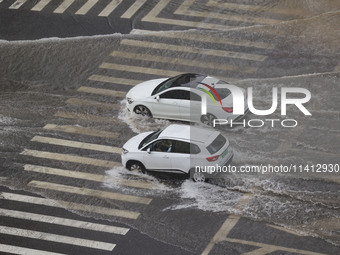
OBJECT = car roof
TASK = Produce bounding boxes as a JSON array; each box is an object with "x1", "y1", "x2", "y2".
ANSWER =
[{"x1": 159, "y1": 124, "x2": 220, "y2": 144}]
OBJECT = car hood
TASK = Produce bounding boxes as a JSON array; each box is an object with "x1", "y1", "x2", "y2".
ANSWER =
[
  {"x1": 122, "y1": 131, "x2": 153, "y2": 152},
  {"x1": 126, "y1": 78, "x2": 167, "y2": 99}
]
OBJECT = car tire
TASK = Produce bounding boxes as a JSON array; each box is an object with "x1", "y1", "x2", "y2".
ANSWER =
[
  {"x1": 200, "y1": 113, "x2": 217, "y2": 127},
  {"x1": 190, "y1": 169, "x2": 206, "y2": 182},
  {"x1": 126, "y1": 161, "x2": 146, "y2": 174},
  {"x1": 134, "y1": 105, "x2": 152, "y2": 117}
]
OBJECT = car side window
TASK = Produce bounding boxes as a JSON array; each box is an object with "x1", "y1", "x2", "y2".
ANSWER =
[
  {"x1": 160, "y1": 90, "x2": 190, "y2": 100},
  {"x1": 190, "y1": 92, "x2": 201, "y2": 101},
  {"x1": 149, "y1": 139, "x2": 173, "y2": 152},
  {"x1": 172, "y1": 140, "x2": 190, "y2": 154},
  {"x1": 190, "y1": 143, "x2": 201, "y2": 154}
]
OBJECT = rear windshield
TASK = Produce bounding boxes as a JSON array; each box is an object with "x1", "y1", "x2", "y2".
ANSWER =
[{"x1": 206, "y1": 134, "x2": 226, "y2": 154}]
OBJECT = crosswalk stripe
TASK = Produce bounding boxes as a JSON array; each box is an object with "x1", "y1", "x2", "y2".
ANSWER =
[
  {"x1": 78, "y1": 86, "x2": 127, "y2": 97},
  {"x1": 121, "y1": 39, "x2": 267, "y2": 61},
  {"x1": 121, "y1": 0, "x2": 147, "y2": 19},
  {"x1": 31, "y1": 0, "x2": 51, "y2": 11},
  {"x1": 31, "y1": 136, "x2": 122, "y2": 154},
  {"x1": 9, "y1": 0, "x2": 27, "y2": 9},
  {"x1": 0, "y1": 208, "x2": 129, "y2": 235},
  {"x1": 53, "y1": 0, "x2": 74, "y2": 13},
  {"x1": 28, "y1": 180, "x2": 153, "y2": 204},
  {"x1": 66, "y1": 98, "x2": 121, "y2": 110},
  {"x1": 55, "y1": 111, "x2": 120, "y2": 123},
  {"x1": 0, "y1": 225, "x2": 116, "y2": 251},
  {"x1": 130, "y1": 29, "x2": 275, "y2": 50},
  {"x1": 142, "y1": 0, "x2": 232, "y2": 30},
  {"x1": 43, "y1": 124, "x2": 119, "y2": 139},
  {"x1": 0, "y1": 244, "x2": 66, "y2": 255},
  {"x1": 175, "y1": 0, "x2": 280, "y2": 25},
  {"x1": 24, "y1": 164, "x2": 159, "y2": 190},
  {"x1": 88, "y1": 74, "x2": 142, "y2": 86},
  {"x1": 75, "y1": 0, "x2": 97, "y2": 15},
  {"x1": 1, "y1": 192, "x2": 140, "y2": 219},
  {"x1": 98, "y1": 0, "x2": 122, "y2": 16},
  {"x1": 100, "y1": 62, "x2": 182, "y2": 77},
  {"x1": 110, "y1": 50, "x2": 258, "y2": 73},
  {"x1": 21, "y1": 149, "x2": 121, "y2": 167}
]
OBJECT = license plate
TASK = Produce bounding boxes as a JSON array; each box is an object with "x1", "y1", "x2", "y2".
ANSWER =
[{"x1": 221, "y1": 148, "x2": 228, "y2": 158}]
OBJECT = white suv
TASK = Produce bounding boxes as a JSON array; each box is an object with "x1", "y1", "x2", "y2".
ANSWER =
[{"x1": 121, "y1": 124, "x2": 233, "y2": 182}]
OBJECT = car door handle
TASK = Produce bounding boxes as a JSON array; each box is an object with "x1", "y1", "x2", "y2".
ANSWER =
[{"x1": 163, "y1": 155, "x2": 169, "y2": 158}]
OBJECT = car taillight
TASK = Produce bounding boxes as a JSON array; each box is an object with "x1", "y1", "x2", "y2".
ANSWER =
[
  {"x1": 222, "y1": 107, "x2": 233, "y2": 113},
  {"x1": 206, "y1": 155, "x2": 219, "y2": 162}
]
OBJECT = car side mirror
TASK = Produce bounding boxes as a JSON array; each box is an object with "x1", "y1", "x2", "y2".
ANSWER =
[
  {"x1": 147, "y1": 148, "x2": 151, "y2": 154},
  {"x1": 155, "y1": 95, "x2": 160, "y2": 101}
]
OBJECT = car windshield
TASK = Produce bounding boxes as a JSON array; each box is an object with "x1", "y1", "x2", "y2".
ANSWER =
[
  {"x1": 206, "y1": 134, "x2": 226, "y2": 154},
  {"x1": 138, "y1": 129, "x2": 164, "y2": 149},
  {"x1": 152, "y1": 74, "x2": 206, "y2": 95}
]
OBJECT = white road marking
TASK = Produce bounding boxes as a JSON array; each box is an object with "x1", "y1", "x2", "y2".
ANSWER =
[
  {"x1": 0, "y1": 226, "x2": 116, "y2": 251},
  {"x1": 121, "y1": 39, "x2": 267, "y2": 61},
  {"x1": 225, "y1": 237, "x2": 327, "y2": 255},
  {"x1": 43, "y1": 124, "x2": 119, "y2": 139},
  {"x1": 28, "y1": 180, "x2": 153, "y2": 204},
  {"x1": 75, "y1": 0, "x2": 97, "y2": 15},
  {"x1": 78, "y1": 86, "x2": 127, "y2": 97},
  {"x1": 31, "y1": 136, "x2": 122, "y2": 154},
  {"x1": 21, "y1": 149, "x2": 121, "y2": 168},
  {"x1": 0, "y1": 244, "x2": 66, "y2": 255},
  {"x1": 0, "y1": 208, "x2": 129, "y2": 235},
  {"x1": 24, "y1": 164, "x2": 158, "y2": 190},
  {"x1": 110, "y1": 51, "x2": 257, "y2": 73},
  {"x1": 53, "y1": 0, "x2": 74, "y2": 13},
  {"x1": 9, "y1": 0, "x2": 27, "y2": 9},
  {"x1": 31, "y1": 0, "x2": 52, "y2": 11},
  {"x1": 98, "y1": 0, "x2": 122, "y2": 17},
  {"x1": 55, "y1": 111, "x2": 120, "y2": 123},
  {"x1": 267, "y1": 224, "x2": 306, "y2": 237},
  {"x1": 88, "y1": 74, "x2": 142, "y2": 86},
  {"x1": 0, "y1": 192, "x2": 140, "y2": 219},
  {"x1": 129, "y1": 29, "x2": 275, "y2": 50},
  {"x1": 121, "y1": 0, "x2": 147, "y2": 19},
  {"x1": 241, "y1": 246, "x2": 277, "y2": 255},
  {"x1": 65, "y1": 98, "x2": 121, "y2": 110}
]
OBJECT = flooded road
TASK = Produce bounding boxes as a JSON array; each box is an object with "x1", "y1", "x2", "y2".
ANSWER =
[{"x1": 1, "y1": 0, "x2": 340, "y2": 254}]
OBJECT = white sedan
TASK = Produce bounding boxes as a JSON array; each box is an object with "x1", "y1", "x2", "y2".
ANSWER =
[
  {"x1": 121, "y1": 124, "x2": 233, "y2": 182},
  {"x1": 126, "y1": 73, "x2": 248, "y2": 126}
]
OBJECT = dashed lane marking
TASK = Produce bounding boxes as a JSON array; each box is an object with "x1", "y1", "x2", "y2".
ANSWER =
[
  {"x1": 129, "y1": 29, "x2": 275, "y2": 50},
  {"x1": 78, "y1": 86, "x2": 127, "y2": 97},
  {"x1": 0, "y1": 226, "x2": 116, "y2": 251},
  {"x1": 88, "y1": 74, "x2": 142, "y2": 86},
  {"x1": 53, "y1": 0, "x2": 74, "y2": 13},
  {"x1": 98, "y1": 0, "x2": 122, "y2": 17},
  {"x1": 121, "y1": 39, "x2": 268, "y2": 61},
  {"x1": 31, "y1": 136, "x2": 123, "y2": 154},
  {"x1": 0, "y1": 244, "x2": 66, "y2": 255},
  {"x1": 55, "y1": 111, "x2": 121, "y2": 123},
  {"x1": 121, "y1": 0, "x2": 147, "y2": 19},
  {"x1": 24, "y1": 164, "x2": 159, "y2": 190},
  {"x1": 65, "y1": 98, "x2": 121, "y2": 110},
  {"x1": 43, "y1": 124, "x2": 120, "y2": 139},
  {"x1": 1, "y1": 192, "x2": 140, "y2": 219},
  {"x1": 21, "y1": 149, "x2": 121, "y2": 168},
  {"x1": 75, "y1": 0, "x2": 97, "y2": 15},
  {"x1": 31, "y1": 0, "x2": 52, "y2": 11},
  {"x1": 110, "y1": 51, "x2": 258, "y2": 73},
  {"x1": 28, "y1": 180, "x2": 153, "y2": 205},
  {"x1": 0, "y1": 208, "x2": 129, "y2": 235},
  {"x1": 9, "y1": 0, "x2": 27, "y2": 9}
]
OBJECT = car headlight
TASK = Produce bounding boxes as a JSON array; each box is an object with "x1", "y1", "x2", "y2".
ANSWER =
[
  {"x1": 122, "y1": 148, "x2": 129, "y2": 154},
  {"x1": 127, "y1": 97, "x2": 134, "y2": 104}
]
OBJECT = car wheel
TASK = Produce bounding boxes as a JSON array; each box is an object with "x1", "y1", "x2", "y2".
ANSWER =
[
  {"x1": 127, "y1": 161, "x2": 146, "y2": 174},
  {"x1": 190, "y1": 169, "x2": 206, "y2": 182},
  {"x1": 201, "y1": 113, "x2": 217, "y2": 127},
  {"x1": 134, "y1": 105, "x2": 152, "y2": 117}
]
